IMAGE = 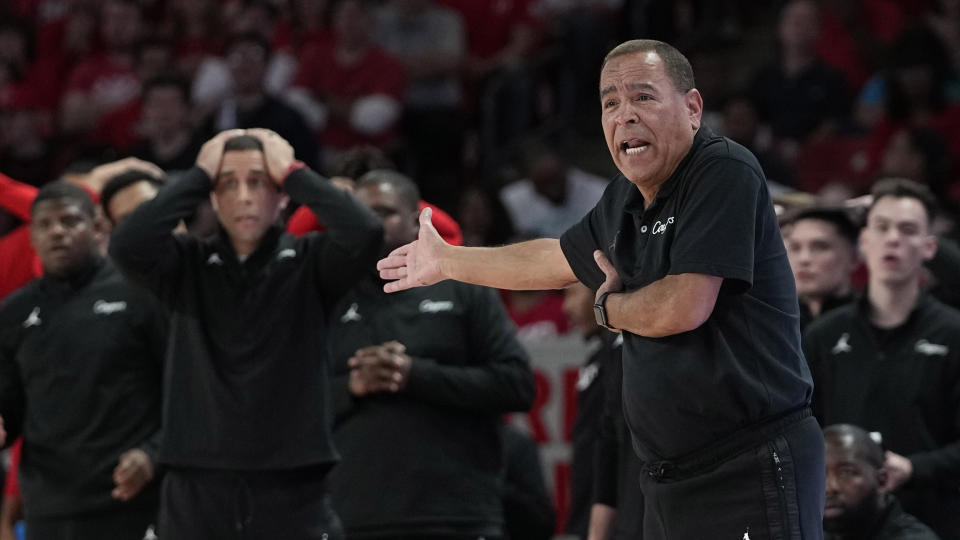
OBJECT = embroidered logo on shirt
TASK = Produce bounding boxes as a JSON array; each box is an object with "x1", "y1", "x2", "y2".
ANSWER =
[
  {"x1": 832, "y1": 333, "x2": 852, "y2": 354},
  {"x1": 651, "y1": 216, "x2": 675, "y2": 235},
  {"x1": 22, "y1": 307, "x2": 41, "y2": 328},
  {"x1": 915, "y1": 339, "x2": 949, "y2": 356},
  {"x1": 277, "y1": 248, "x2": 297, "y2": 261},
  {"x1": 419, "y1": 299, "x2": 454, "y2": 313},
  {"x1": 206, "y1": 253, "x2": 223, "y2": 266},
  {"x1": 576, "y1": 363, "x2": 600, "y2": 391},
  {"x1": 341, "y1": 303, "x2": 361, "y2": 323},
  {"x1": 93, "y1": 300, "x2": 127, "y2": 315}
]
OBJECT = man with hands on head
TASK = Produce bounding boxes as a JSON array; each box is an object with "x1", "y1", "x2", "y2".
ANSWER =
[
  {"x1": 109, "y1": 128, "x2": 383, "y2": 540},
  {"x1": 379, "y1": 39, "x2": 824, "y2": 539},
  {"x1": 0, "y1": 181, "x2": 165, "y2": 540},
  {"x1": 327, "y1": 169, "x2": 535, "y2": 540}
]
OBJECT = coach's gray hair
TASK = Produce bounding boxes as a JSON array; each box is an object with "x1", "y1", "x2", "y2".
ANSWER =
[{"x1": 602, "y1": 39, "x2": 696, "y2": 93}]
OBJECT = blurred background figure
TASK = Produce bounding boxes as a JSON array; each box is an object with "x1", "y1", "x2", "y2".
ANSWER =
[{"x1": 823, "y1": 424, "x2": 939, "y2": 540}]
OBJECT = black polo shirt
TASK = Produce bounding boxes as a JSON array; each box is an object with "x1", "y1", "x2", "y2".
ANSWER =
[{"x1": 560, "y1": 126, "x2": 812, "y2": 461}]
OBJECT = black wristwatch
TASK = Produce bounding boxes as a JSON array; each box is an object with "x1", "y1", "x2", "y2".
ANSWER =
[{"x1": 593, "y1": 291, "x2": 617, "y2": 331}]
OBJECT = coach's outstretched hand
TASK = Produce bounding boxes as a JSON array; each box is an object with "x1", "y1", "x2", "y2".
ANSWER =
[{"x1": 377, "y1": 207, "x2": 447, "y2": 293}]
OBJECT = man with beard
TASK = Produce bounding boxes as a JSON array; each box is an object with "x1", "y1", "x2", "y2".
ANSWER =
[{"x1": 823, "y1": 424, "x2": 938, "y2": 539}]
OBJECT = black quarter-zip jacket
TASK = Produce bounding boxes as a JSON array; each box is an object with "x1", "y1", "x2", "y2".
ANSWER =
[
  {"x1": 805, "y1": 293, "x2": 960, "y2": 534},
  {"x1": 326, "y1": 275, "x2": 535, "y2": 538},
  {"x1": 0, "y1": 258, "x2": 165, "y2": 519},
  {"x1": 109, "y1": 166, "x2": 383, "y2": 470}
]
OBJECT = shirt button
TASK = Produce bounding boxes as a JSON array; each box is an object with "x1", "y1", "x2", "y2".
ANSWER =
[{"x1": 640, "y1": 225, "x2": 648, "y2": 233}]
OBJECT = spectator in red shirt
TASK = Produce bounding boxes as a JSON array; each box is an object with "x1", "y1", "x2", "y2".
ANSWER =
[
  {"x1": 93, "y1": 38, "x2": 178, "y2": 152},
  {"x1": 288, "y1": 0, "x2": 405, "y2": 170},
  {"x1": 437, "y1": 0, "x2": 540, "y2": 152},
  {"x1": 60, "y1": 0, "x2": 144, "y2": 136},
  {"x1": 815, "y1": 0, "x2": 905, "y2": 92}
]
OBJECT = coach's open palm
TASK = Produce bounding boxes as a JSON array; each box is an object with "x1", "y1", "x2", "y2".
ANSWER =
[{"x1": 378, "y1": 208, "x2": 446, "y2": 293}]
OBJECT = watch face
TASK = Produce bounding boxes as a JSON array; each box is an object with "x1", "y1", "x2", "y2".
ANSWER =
[{"x1": 593, "y1": 304, "x2": 607, "y2": 327}]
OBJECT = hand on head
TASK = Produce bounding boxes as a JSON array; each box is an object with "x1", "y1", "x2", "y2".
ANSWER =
[
  {"x1": 377, "y1": 208, "x2": 447, "y2": 293},
  {"x1": 196, "y1": 128, "x2": 247, "y2": 179},
  {"x1": 72, "y1": 157, "x2": 164, "y2": 194},
  {"x1": 197, "y1": 128, "x2": 296, "y2": 186},
  {"x1": 882, "y1": 451, "x2": 913, "y2": 491},
  {"x1": 245, "y1": 128, "x2": 295, "y2": 185}
]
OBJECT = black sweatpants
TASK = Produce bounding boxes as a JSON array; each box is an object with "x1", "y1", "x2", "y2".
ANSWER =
[
  {"x1": 27, "y1": 507, "x2": 156, "y2": 540},
  {"x1": 637, "y1": 411, "x2": 825, "y2": 540},
  {"x1": 159, "y1": 467, "x2": 343, "y2": 540}
]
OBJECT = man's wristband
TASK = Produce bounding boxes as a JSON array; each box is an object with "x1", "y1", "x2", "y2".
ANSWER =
[
  {"x1": 593, "y1": 291, "x2": 617, "y2": 331},
  {"x1": 281, "y1": 160, "x2": 308, "y2": 184}
]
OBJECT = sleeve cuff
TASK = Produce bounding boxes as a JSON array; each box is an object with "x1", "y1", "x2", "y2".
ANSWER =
[
  {"x1": 907, "y1": 452, "x2": 936, "y2": 485},
  {"x1": 281, "y1": 160, "x2": 308, "y2": 185}
]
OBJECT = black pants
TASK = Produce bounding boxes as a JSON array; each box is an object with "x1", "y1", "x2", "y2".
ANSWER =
[
  {"x1": 638, "y1": 412, "x2": 825, "y2": 540},
  {"x1": 159, "y1": 467, "x2": 343, "y2": 540},
  {"x1": 27, "y1": 507, "x2": 156, "y2": 540}
]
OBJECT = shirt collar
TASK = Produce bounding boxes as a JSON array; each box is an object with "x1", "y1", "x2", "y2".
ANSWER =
[
  {"x1": 854, "y1": 289, "x2": 933, "y2": 331},
  {"x1": 214, "y1": 224, "x2": 284, "y2": 268},
  {"x1": 40, "y1": 255, "x2": 105, "y2": 294}
]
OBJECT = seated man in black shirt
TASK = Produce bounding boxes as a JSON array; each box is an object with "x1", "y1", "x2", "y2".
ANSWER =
[
  {"x1": 824, "y1": 424, "x2": 938, "y2": 540},
  {"x1": 378, "y1": 38, "x2": 823, "y2": 539},
  {"x1": 0, "y1": 182, "x2": 165, "y2": 540}
]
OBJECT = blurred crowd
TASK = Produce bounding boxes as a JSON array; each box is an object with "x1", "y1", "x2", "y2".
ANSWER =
[
  {"x1": 1, "y1": 0, "x2": 957, "y2": 238},
  {"x1": 3, "y1": 0, "x2": 960, "y2": 539}
]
